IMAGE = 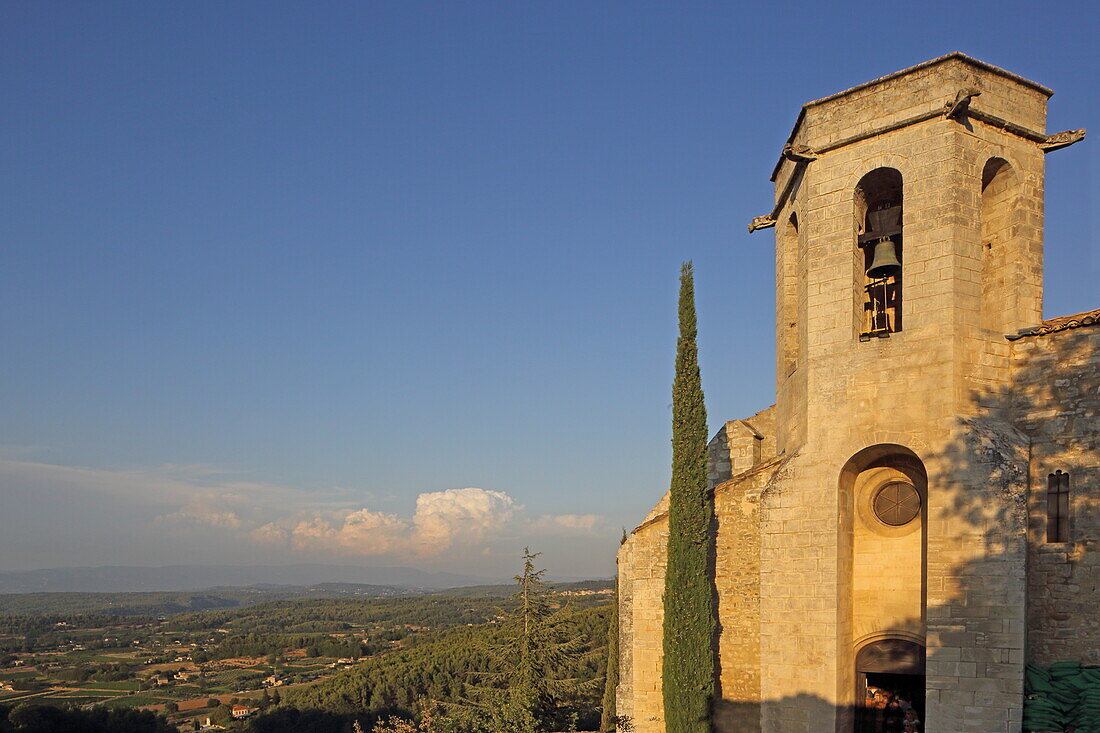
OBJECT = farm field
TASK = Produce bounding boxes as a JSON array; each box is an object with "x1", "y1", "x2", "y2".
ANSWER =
[{"x1": 0, "y1": 580, "x2": 613, "y2": 730}]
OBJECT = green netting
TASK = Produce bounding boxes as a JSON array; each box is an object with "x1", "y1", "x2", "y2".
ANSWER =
[{"x1": 1026, "y1": 663, "x2": 1100, "y2": 732}]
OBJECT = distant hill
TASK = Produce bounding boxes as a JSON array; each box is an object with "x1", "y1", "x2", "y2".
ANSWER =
[
  {"x1": 0, "y1": 579, "x2": 615, "y2": 617},
  {"x1": 433, "y1": 578, "x2": 614, "y2": 596},
  {"x1": 0, "y1": 583, "x2": 416, "y2": 616},
  {"x1": 0, "y1": 564, "x2": 495, "y2": 594}
]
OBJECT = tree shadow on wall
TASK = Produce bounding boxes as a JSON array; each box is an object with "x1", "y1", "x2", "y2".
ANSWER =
[{"x1": 702, "y1": 327, "x2": 1098, "y2": 733}]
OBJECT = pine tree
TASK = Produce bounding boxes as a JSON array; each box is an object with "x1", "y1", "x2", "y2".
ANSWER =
[
  {"x1": 600, "y1": 529, "x2": 628, "y2": 731},
  {"x1": 456, "y1": 548, "x2": 594, "y2": 733},
  {"x1": 662, "y1": 262, "x2": 715, "y2": 732}
]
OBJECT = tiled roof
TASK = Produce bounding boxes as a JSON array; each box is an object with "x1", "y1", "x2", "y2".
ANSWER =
[{"x1": 1006, "y1": 308, "x2": 1100, "y2": 340}]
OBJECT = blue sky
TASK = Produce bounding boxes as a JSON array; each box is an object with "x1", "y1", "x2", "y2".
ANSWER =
[{"x1": 0, "y1": 1, "x2": 1096, "y2": 578}]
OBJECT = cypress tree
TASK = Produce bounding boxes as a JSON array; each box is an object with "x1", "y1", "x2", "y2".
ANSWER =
[
  {"x1": 662, "y1": 262, "x2": 715, "y2": 732},
  {"x1": 600, "y1": 529, "x2": 628, "y2": 731}
]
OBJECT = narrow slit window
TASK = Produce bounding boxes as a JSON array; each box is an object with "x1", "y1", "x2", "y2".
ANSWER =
[{"x1": 1047, "y1": 470, "x2": 1070, "y2": 543}]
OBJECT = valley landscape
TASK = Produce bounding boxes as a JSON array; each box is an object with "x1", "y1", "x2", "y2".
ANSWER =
[{"x1": 0, "y1": 577, "x2": 613, "y2": 731}]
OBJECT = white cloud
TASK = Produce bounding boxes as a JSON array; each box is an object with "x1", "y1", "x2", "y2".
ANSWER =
[
  {"x1": 0, "y1": 445, "x2": 52, "y2": 460},
  {"x1": 251, "y1": 488, "x2": 518, "y2": 560},
  {"x1": 286, "y1": 517, "x2": 337, "y2": 552},
  {"x1": 0, "y1": 456, "x2": 609, "y2": 571},
  {"x1": 412, "y1": 488, "x2": 517, "y2": 554},
  {"x1": 0, "y1": 457, "x2": 313, "y2": 512},
  {"x1": 287, "y1": 509, "x2": 409, "y2": 556},
  {"x1": 528, "y1": 513, "x2": 603, "y2": 536},
  {"x1": 155, "y1": 496, "x2": 244, "y2": 530},
  {"x1": 251, "y1": 522, "x2": 291, "y2": 546}
]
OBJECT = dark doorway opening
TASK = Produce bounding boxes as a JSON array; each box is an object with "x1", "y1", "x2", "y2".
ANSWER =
[
  {"x1": 859, "y1": 672, "x2": 924, "y2": 732},
  {"x1": 856, "y1": 639, "x2": 925, "y2": 733}
]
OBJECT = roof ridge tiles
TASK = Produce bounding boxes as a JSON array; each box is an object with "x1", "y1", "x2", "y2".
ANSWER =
[{"x1": 1006, "y1": 308, "x2": 1100, "y2": 340}]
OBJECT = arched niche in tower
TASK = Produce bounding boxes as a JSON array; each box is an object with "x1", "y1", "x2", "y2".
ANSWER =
[
  {"x1": 779, "y1": 212, "x2": 800, "y2": 378},
  {"x1": 980, "y1": 157, "x2": 1020, "y2": 334},
  {"x1": 837, "y1": 443, "x2": 927, "y2": 727},
  {"x1": 854, "y1": 168, "x2": 904, "y2": 339}
]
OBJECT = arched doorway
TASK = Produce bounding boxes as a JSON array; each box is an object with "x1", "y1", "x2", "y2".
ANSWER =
[
  {"x1": 856, "y1": 638, "x2": 926, "y2": 733},
  {"x1": 838, "y1": 444, "x2": 927, "y2": 733}
]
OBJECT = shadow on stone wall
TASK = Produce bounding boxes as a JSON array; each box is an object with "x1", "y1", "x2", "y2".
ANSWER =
[{"x1": 698, "y1": 328, "x2": 1098, "y2": 732}]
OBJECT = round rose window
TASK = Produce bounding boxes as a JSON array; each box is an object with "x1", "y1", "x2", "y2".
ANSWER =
[{"x1": 872, "y1": 481, "x2": 921, "y2": 526}]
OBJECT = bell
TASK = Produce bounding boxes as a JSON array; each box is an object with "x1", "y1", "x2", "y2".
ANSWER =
[
  {"x1": 866, "y1": 238, "x2": 901, "y2": 279},
  {"x1": 866, "y1": 205, "x2": 901, "y2": 237}
]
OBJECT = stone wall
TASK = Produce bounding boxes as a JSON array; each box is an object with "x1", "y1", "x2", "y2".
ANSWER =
[
  {"x1": 707, "y1": 408, "x2": 778, "y2": 486},
  {"x1": 785, "y1": 55, "x2": 1048, "y2": 157},
  {"x1": 1011, "y1": 324, "x2": 1100, "y2": 664},
  {"x1": 921, "y1": 418, "x2": 1029, "y2": 733},
  {"x1": 712, "y1": 457, "x2": 785, "y2": 733},
  {"x1": 618, "y1": 413, "x2": 778, "y2": 733},
  {"x1": 616, "y1": 504, "x2": 668, "y2": 731}
]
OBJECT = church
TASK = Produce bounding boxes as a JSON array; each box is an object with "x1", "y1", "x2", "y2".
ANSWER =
[{"x1": 615, "y1": 53, "x2": 1096, "y2": 732}]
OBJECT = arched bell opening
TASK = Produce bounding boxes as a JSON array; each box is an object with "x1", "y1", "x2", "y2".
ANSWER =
[
  {"x1": 854, "y1": 168, "x2": 904, "y2": 340},
  {"x1": 837, "y1": 445, "x2": 927, "y2": 733}
]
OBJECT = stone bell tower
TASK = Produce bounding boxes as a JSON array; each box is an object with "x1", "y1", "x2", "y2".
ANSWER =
[
  {"x1": 762, "y1": 52, "x2": 1058, "y2": 458},
  {"x1": 747, "y1": 53, "x2": 1078, "y2": 733},
  {"x1": 616, "y1": 53, "x2": 1088, "y2": 733}
]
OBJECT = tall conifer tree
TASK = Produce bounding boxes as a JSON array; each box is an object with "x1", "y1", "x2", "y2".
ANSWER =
[
  {"x1": 662, "y1": 262, "x2": 715, "y2": 732},
  {"x1": 457, "y1": 548, "x2": 591, "y2": 733}
]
